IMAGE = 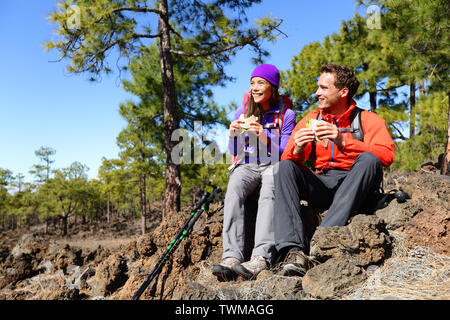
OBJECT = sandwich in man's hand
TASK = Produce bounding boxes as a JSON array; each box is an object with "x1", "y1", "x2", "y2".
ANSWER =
[{"x1": 306, "y1": 118, "x2": 327, "y2": 142}]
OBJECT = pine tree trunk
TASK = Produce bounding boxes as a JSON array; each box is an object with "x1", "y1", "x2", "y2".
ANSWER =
[
  {"x1": 158, "y1": 0, "x2": 181, "y2": 220},
  {"x1": 106, "y1": 191, "x2": 110, "y2": 224},
  {"x1": 11, "y1": 215, "x2": 16, "y2": 230},
  {"x1": 410, "y1": 82, "x2": 416, "y2": 138},
  {"x1": 369, "y1": 91, "x2": 377, "y2": 112},
  {"x1": 441, "y1": 91, "x2": 450, "y2": 175},
  {"x1": 62, "y1": 214, "x2": 68, "y2": 236},
  {"x1": 139, "y1": 174, "x2": 147, "y2": 235}
]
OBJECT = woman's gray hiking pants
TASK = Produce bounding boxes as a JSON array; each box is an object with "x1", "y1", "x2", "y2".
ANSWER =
[
  {"x1": 222, "y1": 162, "x2": 276, "y2": 264},
  {"x1": 273, "y1": 152, "x2": 383, "y2": 253}
]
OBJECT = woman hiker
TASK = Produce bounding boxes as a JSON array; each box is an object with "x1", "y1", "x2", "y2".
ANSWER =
[{"x1": 212, "y1": 64, "x2": 296, "y2": 280}]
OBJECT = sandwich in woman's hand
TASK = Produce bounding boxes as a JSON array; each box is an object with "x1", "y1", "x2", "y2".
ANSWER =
[{"x1": 239, "y1": 114, "x2": 259, "y2": 133}]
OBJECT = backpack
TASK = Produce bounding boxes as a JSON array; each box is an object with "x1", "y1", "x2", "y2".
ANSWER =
[{"x1": 359, "y1": 188, "x2": 411, "y2": 214}]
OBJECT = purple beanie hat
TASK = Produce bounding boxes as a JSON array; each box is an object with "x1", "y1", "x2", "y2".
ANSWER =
[{"x1": 251, "y1": 64, "x2": 280, "y2": 88}]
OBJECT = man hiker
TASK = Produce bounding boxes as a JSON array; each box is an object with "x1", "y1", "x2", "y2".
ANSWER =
[{"x1": 274, "y1": 63, "x2": 395, "y2": 276}]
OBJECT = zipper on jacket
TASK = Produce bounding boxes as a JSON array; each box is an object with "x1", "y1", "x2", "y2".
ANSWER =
[
  {"x1": 329, "y1": 118, "x2": 339, "y2": 168},
  {"x1": 330, "y1": 141, "x2": 333, "y2": 168}
]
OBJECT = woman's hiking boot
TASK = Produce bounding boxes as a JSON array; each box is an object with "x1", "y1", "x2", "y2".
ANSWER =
[
  {"x1": 212, "y1": 257, "x2": 241, "y2": 282},
  {"x1": 232, "y1": 255, "x2": 267, "y2": 280}
]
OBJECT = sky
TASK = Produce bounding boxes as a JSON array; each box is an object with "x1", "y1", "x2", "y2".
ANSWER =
[{"x1": 0, "y1": 0, "x2": 366, "y2": 182}]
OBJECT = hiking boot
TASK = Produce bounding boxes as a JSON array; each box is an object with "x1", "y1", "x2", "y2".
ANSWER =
[
  {"x1": 212, "y1": 257, "x2": 241, "y2": 281},
  {"x1": 279, "y1": 250, "x2": 318, "y2": 277},
  {"x1": 232, "y1": 255, "x2": 267, "y2": 280}
]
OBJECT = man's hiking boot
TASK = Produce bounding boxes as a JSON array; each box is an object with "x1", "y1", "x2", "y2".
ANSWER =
[
  {"x1": 279, "y1": 250, "x2": 318, "y2": 277},
  {"x1": 212, "y1": 257, "x2": 241, "y2": 281},
  {"x1": 233, "y1": 256, "x2": 267, "y2": 280}
]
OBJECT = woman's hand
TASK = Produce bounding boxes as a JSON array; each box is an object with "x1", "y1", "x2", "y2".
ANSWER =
[
  {"x1": 229, "y1": 119, "x2": 243, "y2": 138},
  {"x1": 247, "y1": 121, "x2": 268, "y2": 144}
]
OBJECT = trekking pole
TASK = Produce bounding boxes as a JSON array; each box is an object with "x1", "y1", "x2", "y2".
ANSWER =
[
  {"x1": 131, "y1": 190, "x2": 210, "y2": 300},
  {"x1": 132, "y1": 186, "x2": 222, "y2": 300}
]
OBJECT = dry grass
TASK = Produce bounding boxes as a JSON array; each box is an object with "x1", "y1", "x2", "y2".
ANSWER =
[
  {"x1": 345, "y1": 231, "x2": 450, "y2": 300},
  {"x1": 194, "y1": 260, "x2": 218, "y2": 285}
]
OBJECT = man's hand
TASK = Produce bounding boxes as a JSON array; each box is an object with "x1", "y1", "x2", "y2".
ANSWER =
[
  {"x1": 293, "y1": 128, "x2": 315, "y2": 155},
  {"x1": 314, "y1": 122, "x2": 346, "y2": 149}
]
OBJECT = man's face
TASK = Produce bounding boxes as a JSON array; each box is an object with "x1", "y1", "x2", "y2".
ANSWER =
[{"x1": 315, "y1": 72, "x2": 346, "y2": 110}]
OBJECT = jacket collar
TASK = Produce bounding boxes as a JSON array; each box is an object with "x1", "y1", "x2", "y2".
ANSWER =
[
  {"x1": 263, "y1": 98, "x2": 284, "y2": 115},
  {"x1": 320, "y1": 99, "x2": 357, "y2": 124}
]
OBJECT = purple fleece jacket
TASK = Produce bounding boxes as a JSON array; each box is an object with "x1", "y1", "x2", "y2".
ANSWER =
[{"x1": 228, "y1": 99, "x2": 296, "y2": 164}]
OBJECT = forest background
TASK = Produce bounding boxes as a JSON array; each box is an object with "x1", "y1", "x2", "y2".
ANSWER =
[{"x1": 0, "y1": 0, "x2": 448, "y2": 236}]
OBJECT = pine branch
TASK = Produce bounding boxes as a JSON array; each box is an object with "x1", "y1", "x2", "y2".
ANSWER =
[
  {"x1": 391, "y1": 122, "x2": 407, "y2": 140},
  {"x1": 91, "y1": 6, "x2": 162, "y2": 26},
  {"x1": 170, "y1": 41, "x2": 247, "y2": 57},
  {"x1": 170, "y1": 19, "x2": 282, "y2": 57},
  {"x1": 110, "y1": 6, "x2": 162, "y2": 15},
  {"x1": 170, "y1": 33, "x2": 261, "y2": 58},
  {"x1": 132, "y1": 33, "x2": 161, "y2": 39},
  {"x1": 375, "y1": 84, "x2": 405, "y2": 93},
  {"x1": 74, "y1": 31, "x2": 161, "y2": 73}
]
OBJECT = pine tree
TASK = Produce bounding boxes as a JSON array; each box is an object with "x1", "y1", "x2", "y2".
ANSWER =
[
  {"x1": 41, "y1": 162, "x2": 90, "y2": 236},
  {"x1": 44, "y1": 0, "x2": 283, "y2": 219},
  {"x1": 98, "y1": 158, "x2": 142, "y2": 220},
  {"x1": 29, "y1": 146, "x2": 56, "y2": 183},
  {"x1": 116, "y1": 103, "x2": 163, "y2": 235},
  {"x1": 355, "y1": 0, "x2": 449, "y2": 172}
]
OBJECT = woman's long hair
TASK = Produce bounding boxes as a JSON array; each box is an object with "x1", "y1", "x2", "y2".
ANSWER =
[{"x1": 246, "y1": 85, "x2": 280, "y2": 124}]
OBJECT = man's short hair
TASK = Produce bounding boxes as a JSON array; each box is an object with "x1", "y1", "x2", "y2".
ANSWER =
[{"x1": 320, "y1": 63, "x2": 360, "y2": 104}]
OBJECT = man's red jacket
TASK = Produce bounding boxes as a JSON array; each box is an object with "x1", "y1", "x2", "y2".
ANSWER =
[{"x1": 281, "y1": 100, "x2": 395, "y2": 171}]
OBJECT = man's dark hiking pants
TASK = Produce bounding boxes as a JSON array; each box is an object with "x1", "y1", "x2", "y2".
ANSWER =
[{"x1": 273, "y1": 152, "x2": 383, "y2": 253}]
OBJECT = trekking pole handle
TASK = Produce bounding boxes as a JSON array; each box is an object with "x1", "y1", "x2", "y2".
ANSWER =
[
  {"x1": 193, "y1": 190, "x2": 210, "y2": 211},
  {"x1": 209, "y1": 186, "x2": 222, "y2": 203}
]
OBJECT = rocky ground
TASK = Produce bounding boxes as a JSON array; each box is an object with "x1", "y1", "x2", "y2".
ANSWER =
[{"x1": 0, "y1": 165, "x2": 449, "y2": 300}]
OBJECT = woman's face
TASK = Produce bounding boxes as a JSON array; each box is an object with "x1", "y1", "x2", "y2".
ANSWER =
[{"x1": 250, "y1": 77, "x2": 272, "y2": 107}]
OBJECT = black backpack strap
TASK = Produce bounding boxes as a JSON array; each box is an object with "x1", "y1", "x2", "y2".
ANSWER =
[
  {"x1": 351, "y1": 107, "x2": 364, "y2": 141},
  {"x1": 339, "y1": 107, "x2": 364, "y2": 141}
]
